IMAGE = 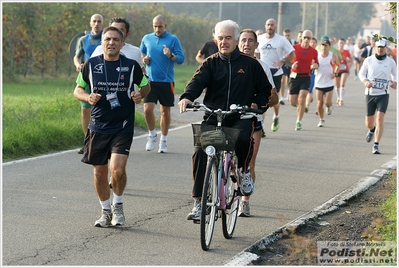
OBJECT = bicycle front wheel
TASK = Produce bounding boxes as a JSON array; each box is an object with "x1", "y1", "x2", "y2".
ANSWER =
[
  {"x1": 200, "y1": 157, "x2": 218, "y2": 251},
  {"x1": 222, "y1": 154, "x2": 239, "y2": 239}
]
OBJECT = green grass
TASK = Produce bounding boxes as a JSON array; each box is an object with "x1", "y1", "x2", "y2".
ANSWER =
[
  {"x1": 377, "y1": 170, "x2": 397, "y2": 241},
  {"x1": 2, "y1": 65, "x2": 198, "y2": 161}
]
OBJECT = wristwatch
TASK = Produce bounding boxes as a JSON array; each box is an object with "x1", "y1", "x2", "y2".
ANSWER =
[{"x1": 169, "y1": 53, "x2": 175, "y2": 59}]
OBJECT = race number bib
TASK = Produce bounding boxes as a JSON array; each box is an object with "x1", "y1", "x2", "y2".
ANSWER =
[
  {"x1": 339, "y1": 63, "x2": 346, "y2": 70},
  {"x1": 371, "y1": 78, "x2": 389, "y2": 90}
]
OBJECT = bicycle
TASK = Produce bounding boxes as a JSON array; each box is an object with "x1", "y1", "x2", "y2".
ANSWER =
[{"x1": 186, "y1": 102, "x2": 263, "y2": 251}]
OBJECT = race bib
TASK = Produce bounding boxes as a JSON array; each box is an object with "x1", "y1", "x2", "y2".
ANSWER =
[
  {"x1": 371, "y1": 78, "x2": 389, "y2": 90},
  {"x1": 339, "y1": 63, "x2": 346, "y2": 70}
]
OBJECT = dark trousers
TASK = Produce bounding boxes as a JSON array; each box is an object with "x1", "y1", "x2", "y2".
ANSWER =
[{"x1": 191, "y1": 117, "x2": 255, "y2": 197}]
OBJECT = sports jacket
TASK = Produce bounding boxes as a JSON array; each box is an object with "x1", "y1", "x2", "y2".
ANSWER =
[{"x1": 180, "y1": 47, "x2": 272, "y2": 120}]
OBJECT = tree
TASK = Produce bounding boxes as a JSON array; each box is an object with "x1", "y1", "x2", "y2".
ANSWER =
[{"x1": 373, "y1": 2, "x2": 397, "y2": 44}]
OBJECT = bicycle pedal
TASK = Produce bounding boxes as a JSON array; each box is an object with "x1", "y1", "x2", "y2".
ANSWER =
[{"x1": 193, "y1": 219, "x2": 200, "y2": 224}]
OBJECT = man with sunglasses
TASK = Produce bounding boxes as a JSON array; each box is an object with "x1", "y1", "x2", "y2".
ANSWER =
[{"x1": 289, "y1": 30, "x2": 319, "y2": 130}]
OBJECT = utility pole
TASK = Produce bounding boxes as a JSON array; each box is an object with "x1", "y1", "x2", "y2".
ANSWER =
[
  {"x1": 315, "y1": 2, "x2": 319, "y2": 38},
  {"x1": 219, "y1": 2, "x2": 222, "y2": 21},
  {"x1": 277, "y1": 2, "x2": 283, "y2": 34},
  {"x1": 302, "y1": 3, "x2": 306, "y2": 30},
  {"x1": 324, "y1": 3, "x2": 328, "y2": 35}
]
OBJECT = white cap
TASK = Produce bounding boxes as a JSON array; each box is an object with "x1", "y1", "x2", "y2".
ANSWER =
[{"x1": 375, "y1": 40, "x2": 387, "y2": 47}]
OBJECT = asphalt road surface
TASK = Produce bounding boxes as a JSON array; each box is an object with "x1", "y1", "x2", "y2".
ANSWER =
[{"x1": 3, "y1": 76, "x2": 397, "y2": 266}]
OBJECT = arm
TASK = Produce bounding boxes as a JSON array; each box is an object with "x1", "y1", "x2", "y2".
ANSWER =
[
  {"x1": 195, "y1": 50, "x2": 205, "y2": 64},
  {"x1": 358, "y1": 59, "x2": 369, "y2": 86}
]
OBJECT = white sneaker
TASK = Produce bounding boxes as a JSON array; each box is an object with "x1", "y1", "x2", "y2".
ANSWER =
[
  {"x1": 146, "y1": 134, "x2": 157, "y2": 151},
  {"x1": 158, "y1": 139, "x2": 167, "y2": 153},
  {"x1": 326, "y1": 106, "x2": 332, "y2": 115}
]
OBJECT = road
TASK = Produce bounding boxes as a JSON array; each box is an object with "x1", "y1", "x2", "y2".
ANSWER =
[{"x1": 3, "y1": 77, "x2": 397, "y2": 266}]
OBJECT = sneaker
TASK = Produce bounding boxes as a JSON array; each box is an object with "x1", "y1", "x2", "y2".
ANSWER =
[
  {"x1": 158, "y1": 139, "x2": 167, "y2": 153},
  {"x1": 271, "y1": 117, "x2": 280, "y2": 132},
  {"x1": 295, "y1": 121, "x2": 302, "y2": 131},
  {"x1": 261, "y1": 129, "x2": 266, "y2": 138},
  {"x1": 111, "y1": 203, "x2": 125, "y2": 226},
  {"x1": 372, "y1": 144, "x2": 380, "y2": 154},
  {"x1": 240, "y1": 171, "x2": 254, "y2": 196},
  {"x1": 366, "y1": 130, "x2": 374, "y2": 143},
  {"x1": 326, "y1": 106, "x2": 332, "y2": 115},
  {"x1": 336, "y1": 100, "x2": 341, "y2": 106},
  {"x1": 339, "y1": 100, "x2": 344, "y2": 106},
  {"x1": 78, "y1": 147, "x2": 84, "y2": 154},
  {"x1": 315, "y1": 110, "x2": 318, "y2": 115},
  {"x1": 317, "y1": 119, "x2": 325, "y2": 127},
  {"x1": 238, "y1": 200, "x2": 250, "y2": 217},
  {"x1": 94, "y1": 209, "x2": 112, "y2": 227},
  {"x1": 187, "y1": 198, "x2": 201, "y2": 220},
  {"x1": 145, "y1": 134, "x2": 157, "y2": 151},
  {"x1": 279, "y1": 99, "x2": 285, "y2": 105},
  {"x1": 305, "y1": 105, "x2": 309, "y2": 113}
]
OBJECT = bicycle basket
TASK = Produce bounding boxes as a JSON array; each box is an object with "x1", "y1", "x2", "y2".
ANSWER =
[{"x1": 191, "y1": 124, "x2": 241, "y2": 151}]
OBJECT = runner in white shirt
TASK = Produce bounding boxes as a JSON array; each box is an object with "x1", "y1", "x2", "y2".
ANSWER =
[
  {"x1": 314, "y1": 39, "x2": 340, "y2": 127},
  {"x1": 254, "y1": 18, "x2": 295, "y2": 134},
  {"x1": 358, "y1": 39, "x2": 397, "y2": 154}
]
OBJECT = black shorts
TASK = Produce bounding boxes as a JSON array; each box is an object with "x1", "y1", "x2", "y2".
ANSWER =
[
  {"x1": 272, "y1": 74, "x2": 282, "y2": 93},
  {"x1": 144, "y1": 81, "x2": 175, "y2": 106},
  {"x1": 282, "y1": 64, "x2": 291, "y2": 76},
  {"x1": 315, "y1": 86, "x2": 334, "y2": 93},
  {"x1": 335, "y1": 72, "x2": 349, "y2": 77},
  {"x1": 81, "y1": 130, "x2": 133, "y2": 165},
  {"x1": 289, "y1": 76, "x2": 310, "y2": 95},
  {"x1": 365, "y1": 94, "x2": 389, "y2": 116}
]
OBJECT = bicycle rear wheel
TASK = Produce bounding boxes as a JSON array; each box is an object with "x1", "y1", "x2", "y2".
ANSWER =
[
  {"x1": 222, "y1": 154, "x2": 239, "y2": 239},
  {"x1": 200, "y1": 157, "x2": 218, "y2": 251}
]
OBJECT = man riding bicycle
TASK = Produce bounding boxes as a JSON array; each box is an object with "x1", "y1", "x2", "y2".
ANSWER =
[{"x1": 178, "y1": 20, "x2": 273, "y2": 221}]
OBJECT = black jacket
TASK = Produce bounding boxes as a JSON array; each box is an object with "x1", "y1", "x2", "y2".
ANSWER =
[{"x1": 180, "y1": 46, "x2": 272, "y2": 119}]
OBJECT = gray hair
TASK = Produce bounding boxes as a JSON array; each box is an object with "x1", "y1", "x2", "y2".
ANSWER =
[{"x1": 214, "y1": 20, "x2": 240, "y2": 40}]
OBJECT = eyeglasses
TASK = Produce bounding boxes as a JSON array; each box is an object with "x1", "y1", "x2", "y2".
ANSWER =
[{"x1": 303, "y1": 36, "x2": 311, "y2": 40}]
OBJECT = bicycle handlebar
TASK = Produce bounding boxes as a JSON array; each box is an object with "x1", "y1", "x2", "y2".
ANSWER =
[{"x1": 186, "y1": 102, "x2": 264, "y2": 116}]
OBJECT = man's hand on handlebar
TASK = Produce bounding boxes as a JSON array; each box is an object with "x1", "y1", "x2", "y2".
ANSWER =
[{"x1": 178, "y1": 98, "x2": 192, "y2": 113}]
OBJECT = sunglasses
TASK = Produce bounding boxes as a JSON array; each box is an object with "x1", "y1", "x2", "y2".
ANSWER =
[{"x1": 303, "y1": 36, "x2": 311, "y2": 40}]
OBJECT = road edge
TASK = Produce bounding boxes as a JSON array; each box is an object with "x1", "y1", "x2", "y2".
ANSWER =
[{"x1": 223, "y1": 156, "x2": 397, "y2": 266}]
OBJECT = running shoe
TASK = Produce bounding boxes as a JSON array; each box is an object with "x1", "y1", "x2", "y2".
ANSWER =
[
  {"x1": 372, "y1": 144, "x2": 380, "y2": 154},
  {"x1": 94, "y1": 209, "x2": 112, "y2": 228},
  {"x1": 238, "y1": 200, "x2": 250, "y2": 217},
  {"x1": 317, "y1": 119, "x2": 325, "y2": 127},
  {"x1": 279, "y1": 99, "x2": 285, "y2": 105},
  {"x1": 262, "y1": 129, "x2": 266, "y2": 138},
  {"x1": 336, "y1": 99, "x2": 341, "y2": 106},
  {"x1": 187, "y1": 198, "x2": 201, "y2": 220},
  {"x1": 111, "y1": 203, "x2": 125, "y2": 226},
  {"x1": 78, "y1": 147, "x2": 84, "y2": 154},
  {"x1": 305, "y1": 105, "x2": 309, "y2": 113},
  {"x1": 271, "y1": 117, "x2": 280, "y2": 132},
  {"x1": 145, "y1": 134, "x2": 157, "y2": 151},
  {"x1": 339, "y1": 100, "x2": 344, "y2": 106},
  {"x1": 366, "y1": 130, "x2": 374, "y2": 143},
  {"x1": 240, "y1": 171, "x2": 254, "y2": 196},
  {"x1": 295, "y1": 121, "x2": 302, "y2": 131},
  {"x1": 326, "y1": 106, "x2": 332, "y2": 115},
  {"x1": 158, "y1": 139, "x2": 167, "y2": 153}
]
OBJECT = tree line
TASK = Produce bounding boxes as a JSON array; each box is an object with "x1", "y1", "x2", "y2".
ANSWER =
[{"x1": 2, "y1": 2, "x2": 382, "y2": 81}]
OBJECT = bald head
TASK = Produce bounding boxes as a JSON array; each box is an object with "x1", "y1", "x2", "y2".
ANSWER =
[
  {"x1": 265, "y1": 18, "x2": 277, "y2": 38},
  {"x1": 152, "y1": 14, "x2": 167, "y2": 37},
  {"x1": 90, "y1": 14, "x2": 104, "y2": 34}
]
